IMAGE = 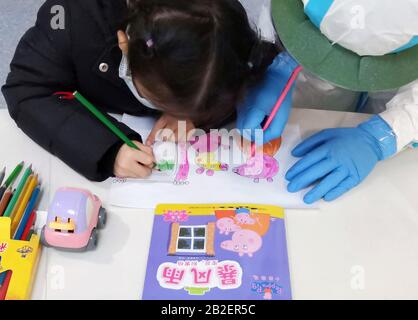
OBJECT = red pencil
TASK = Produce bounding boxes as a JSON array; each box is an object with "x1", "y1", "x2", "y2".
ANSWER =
[
  {"x1": 20, "y1": 211, "x2": 36, "y2": 241},
  {"x1": 0, "y1": 271, "x2": 12, "y2": 300}
]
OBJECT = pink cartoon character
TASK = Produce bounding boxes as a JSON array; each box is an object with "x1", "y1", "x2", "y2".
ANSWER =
[
  {"x1": 233, "y1": 154, "x2": 279, "y2": 183},
  {"x1": 191, "y1": 133, "x2": 229, "y2": 176},
  {"x1": 216, "y1": 217, "x2": 241, "y2": 235},
  {"x1": 221, "y1": 229, "x2": 262, "y2": 257},
  {"x1": 235, "y1": 213, "x2": 256, "y2": 225}
]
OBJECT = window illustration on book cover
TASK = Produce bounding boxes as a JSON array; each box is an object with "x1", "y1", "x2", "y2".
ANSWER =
[{"x1": 142, "y1": 204, "x2": 292, "y2": 300}]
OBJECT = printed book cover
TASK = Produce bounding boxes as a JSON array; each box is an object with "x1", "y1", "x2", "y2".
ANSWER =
[{"x1": 142, "y1": 204, "x2": 292, "y2": 300}]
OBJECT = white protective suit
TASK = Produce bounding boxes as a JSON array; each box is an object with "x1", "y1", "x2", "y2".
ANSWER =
[{"x1": 240, "y1": 0, "x2": 418, "y2": 152}]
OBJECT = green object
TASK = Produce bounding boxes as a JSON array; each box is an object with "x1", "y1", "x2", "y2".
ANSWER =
[
  {"x1": 4, "y1": 161, "x2": 24, "y2": 188},
  {"x1": 271, "y1": 0, "x2": 418, "y2": 91},
  {"x1": 73, "y1": 91, "x2": 139, "y2": 150},
  {"x1": 3, "y1": 165, "x2": 32, "y2": 218},
  {"x1": 184, "y1": 287, "x2": 210, "y2": 296},
  {"x1": 156, "y1": 161, "x2": 175, "y2": 172}
]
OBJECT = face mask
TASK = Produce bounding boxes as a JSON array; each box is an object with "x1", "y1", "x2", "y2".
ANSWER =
[{"x1": 119, "y1": 54, "x2": 160, "y2": 110}]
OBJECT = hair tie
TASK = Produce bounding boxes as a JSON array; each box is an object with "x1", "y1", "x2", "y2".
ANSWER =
[{"x1": 247, "y1": 61, "x2": 254, "y2": 70}]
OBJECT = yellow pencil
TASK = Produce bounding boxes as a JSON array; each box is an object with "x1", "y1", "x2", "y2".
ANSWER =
[
  {"x1": 9, "y1": 174, "x2": 33, "y2": 221},
  {"x1": 11, "y1": 174, "x2": 38, "y2": 236}
]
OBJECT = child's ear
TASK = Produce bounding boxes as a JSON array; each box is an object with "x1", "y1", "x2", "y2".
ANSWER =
[{"x1": 117, "y1": 30, "x2": 129, "y2": 55}]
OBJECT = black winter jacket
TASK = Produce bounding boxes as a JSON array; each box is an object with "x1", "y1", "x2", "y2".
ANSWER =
[{"x1": 2, "y1": 0, "x2": 160, "y2": 181}]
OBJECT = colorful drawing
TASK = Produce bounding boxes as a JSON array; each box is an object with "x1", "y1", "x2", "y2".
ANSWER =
[
  {"x1": 154, "y1": 142, "x2": 177, "y2": 172},
  {"x1": 215, "y1": 209, "x2": 270, "y2": 236},
  {"x1": 191, "y1": 133, "x2": 229, "y2": 176},
  {"x1": 233, "y1": 154, "x2": 279, "y2": 183},
  {"x1": 195, "y1": 152, "x2": 229, "y2": 176},
  {"x1": 163, "y1": 210, "x2": 189, "y2": 223},
  {"x1": 174, "y1": 143, "x2": 190, "y2": 185},
  {"x1": 143, "y1": 204, "x2": 291, "y2": 300},
  {"x1": 216, "y1": 217, "x2": 241, "y2": 235},
  {"x1": 235, "y1": 213, "x2": 256, "y2": 225},
  {"x1": 220, "y1": 229, "x2": 262, "y2": 257}
]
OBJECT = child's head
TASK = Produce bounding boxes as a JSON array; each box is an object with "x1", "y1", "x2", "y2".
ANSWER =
[{"x1": 120, "y1": 0, "x2": 278, "y2": 129}]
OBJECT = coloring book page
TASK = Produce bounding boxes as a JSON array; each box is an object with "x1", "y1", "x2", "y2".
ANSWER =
[{"x1": 109, "y1": 114, "x2": 316, "y2": 209}]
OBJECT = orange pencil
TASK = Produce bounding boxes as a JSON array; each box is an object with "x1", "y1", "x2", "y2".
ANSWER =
[{"x1": 0, "y1": 187, "x2": 13, "y2": 216}]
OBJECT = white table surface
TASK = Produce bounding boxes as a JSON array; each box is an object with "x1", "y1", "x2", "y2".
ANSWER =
[{"x1": 1, "y1": 108, "x2": 417, "y2": 300}]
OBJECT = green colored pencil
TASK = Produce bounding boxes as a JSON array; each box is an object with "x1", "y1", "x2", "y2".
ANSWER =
[
  {"x1": 3, "y1": 165, "x2": 32, "y2": 218},
  {"x1": 73, "y1": 91, "x2": 139, "y2": 150},
  {"x1": 3, "y1": 161, "x2": 24, "y2": 188}
]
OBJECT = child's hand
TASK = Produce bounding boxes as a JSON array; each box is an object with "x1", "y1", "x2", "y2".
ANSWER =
[
  {"x1": 114, "y1": 141, "x2": 156, "y2": 179},
  {"x1": 146, "y1": 114, "x2": 195, "y2": 146}
]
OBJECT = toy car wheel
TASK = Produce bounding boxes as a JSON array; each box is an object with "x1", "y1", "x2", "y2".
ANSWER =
[
  {"x1": 85, "y1": 228, "x2": 98, "y2": 251},
  {"x1": 97, "y1": 207, "x2": 107, "y2": 229},
  {"x1": 40, "y1": 226, "x2": 50, "y2": 248}
]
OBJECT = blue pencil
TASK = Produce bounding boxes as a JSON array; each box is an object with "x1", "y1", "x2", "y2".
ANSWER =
[
  {"x1": 0, "y1": 186, "x2": 40, "y2": 287},
  {"x1": 14, "y1": 186, "x2": 40, "y2": 240}
]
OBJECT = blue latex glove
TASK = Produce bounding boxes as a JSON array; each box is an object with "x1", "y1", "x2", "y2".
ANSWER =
[
  {"x1": 237, "y1": 51, "x2": 299, "y2": 144},
  {"x1": 286, "y1": 116, "x2": 397, "y2": 204}
]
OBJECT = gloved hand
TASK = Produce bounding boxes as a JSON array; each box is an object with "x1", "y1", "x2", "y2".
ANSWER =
[
  {"x1": 286, "y1": 116, "x2": 397, "y2": 204},
  {"x1": 237, "y1": 51, "x2": 299, "y2": 144}
]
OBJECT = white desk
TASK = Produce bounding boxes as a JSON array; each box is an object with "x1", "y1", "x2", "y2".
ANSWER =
[{"x1": 1, "y1": 108, "x2": 417, "y2": 300}]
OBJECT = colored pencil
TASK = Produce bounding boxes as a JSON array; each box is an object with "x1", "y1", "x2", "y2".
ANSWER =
[
  {"x1": 0, "y1": 187, "x2": 13, "y2": 216},
  {"x1": 0, "y1": 167, "x2": 5, "y2": 186},
  {"x1": 73, "y1": 91, "x2": 139, "y2": 150},
  {"x1": 3, "y1": 165, "x2": 32, "y2": 218},
  {"x1": 0, "y1": 186, "x2": 5, "y2": 203},
  {"x1": 250, "y1": 66, "x2": 304, "y2": 156},
  {"x1": 0, "y1": 271, "x2": 12, "y2": 300},
  {"x1": 26, "y1": 230, "x2": 35, "y2": 242},
  {"x1": 9, "y1": 174, "x2": 33, "y2": 221},
  {"x1": 14, "y1": 186, "x2": 40, "y2": 240},
  {"x1": 20, "y1": 211, "x2": 36, "y2": 242},
  {"x1": 3, "y1": 161, "x2": 24, "y2": 188},
  {"x1": 0, "y1": 186, "x2": 39, "y2": 290},
  {"x1": 11, "y1": 175, "x2": 37, "y2": 236}
]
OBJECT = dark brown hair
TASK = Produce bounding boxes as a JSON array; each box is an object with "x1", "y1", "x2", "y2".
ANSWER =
[{"x1": 126, "y1": 0, "x2": 279, "y2": 129}]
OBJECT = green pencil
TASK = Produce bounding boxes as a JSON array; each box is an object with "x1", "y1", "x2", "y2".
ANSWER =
[
  {"x1": 3, "y1": 165, "x2": 32, "y2": 218},
  {"x1": 3, "y1": 161, "x2": 24, "y2": 188},
  {"x1": 73, "y1": 91, "x2": 139, "y2": 150}
]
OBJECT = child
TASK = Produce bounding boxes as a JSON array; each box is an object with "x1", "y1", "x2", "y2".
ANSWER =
[{"x1": 2, "y1": 0, "x2": 277, "y2": 181}]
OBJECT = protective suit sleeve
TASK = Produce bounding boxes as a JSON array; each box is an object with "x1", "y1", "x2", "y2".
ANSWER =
[{"x1": 380, "y1": 79, "x2": 418, "y2": 152}]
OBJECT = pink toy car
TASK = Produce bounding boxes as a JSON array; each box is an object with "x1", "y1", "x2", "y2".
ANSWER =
[{"x1": 41, "y1": 187, "x2": 106, "y2": 251}]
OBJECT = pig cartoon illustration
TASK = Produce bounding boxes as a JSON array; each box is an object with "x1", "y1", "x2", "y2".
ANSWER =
[
  {"x1": 195, "y1": 152, "x2": 229, "y2": 176},
  {"x1": 235, "y1": 213, "x2": 256, "y2": 225},
  {"x1": 216, "y1": 217, "x2": 241, "y2": 235},
  {"x1": 233, "y1": 154, "x2": 279, "y2": 183},
  {"x1": 191, "y1": 133, "x2": 229, "y2": 176},
  {"x1": 221, "y1": 229, "x2": 262, "y2": 257}
]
